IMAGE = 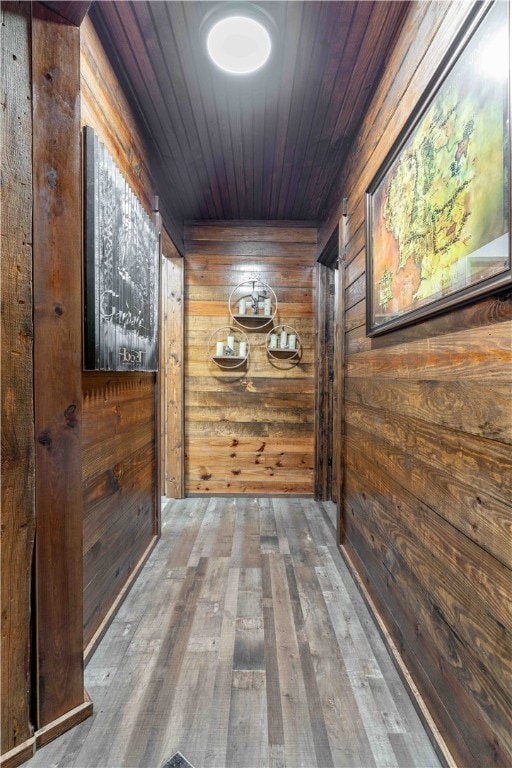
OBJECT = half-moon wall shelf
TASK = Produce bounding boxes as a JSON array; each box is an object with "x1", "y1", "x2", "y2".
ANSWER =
[
  {"x1": 229, "y1": 278, "x2": 277, "y2": 329},
  {"x1": 208, "y1": 325, "x2": 250, "y2": 369},
  {"x1": 266, "y1": 324, "x2": 302, "y2": 364}
]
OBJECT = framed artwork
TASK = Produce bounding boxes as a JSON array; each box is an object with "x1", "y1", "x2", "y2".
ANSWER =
[
  {"x1": 366, "y1": 0, "x2": 510, "y2": 336},
  {"x1": 83, "y1": 126, "x2": 160, "y2": 370}
]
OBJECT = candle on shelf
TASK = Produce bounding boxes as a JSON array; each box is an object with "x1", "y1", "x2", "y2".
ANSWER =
[
  {"x1": 227, "y1": 335, "x2": 235, "y2": 352},
  {"x1": 239, "y1": 341, "x2": 247, "y2": 358},
  {"x1": 288, "y1": 334, "x2": 296, "y2": 350},
  {"x1": 239, "y1": 298, "x2": 246, "y2": 315},
  {"x1": 216, "y1": 341, "x2": 224, "y2": 356},
  {"x1": 263, "y1": 298, "x2": 271, "y2": 316},
  {"x1": 280, "y1": 330, "x2": 288, "y2": 349},
  {"x1": 269, "y1": 334, "x2": 278, "y2": 349}
]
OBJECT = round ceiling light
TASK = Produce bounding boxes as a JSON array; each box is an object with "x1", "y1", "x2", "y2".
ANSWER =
[{"x1": 206, "y1": 14, "x2": 272, "y2": 75}]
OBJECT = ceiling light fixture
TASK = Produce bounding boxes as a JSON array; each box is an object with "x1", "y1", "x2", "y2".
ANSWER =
[{"x1": 203, "y1": 4, "x2": 274, "y2": 75}]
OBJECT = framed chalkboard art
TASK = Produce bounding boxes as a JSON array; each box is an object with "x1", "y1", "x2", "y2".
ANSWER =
[
  {"x1": 83, "y1": 126, "x2": 160, "y2": 371},
  {"x1": 366, "y1": 0, "x2": 510, "y2": 336}
]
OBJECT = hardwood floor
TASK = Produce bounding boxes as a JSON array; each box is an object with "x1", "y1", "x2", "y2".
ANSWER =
[{"x1": 26, "y1": 498, "x2": 441, "y2": 768}]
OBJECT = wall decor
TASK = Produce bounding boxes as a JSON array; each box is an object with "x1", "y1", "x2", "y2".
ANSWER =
[
  {"x1": 83, "y1": 126, "x2": 160, "y2": 370},
  {"x1": 229, "y1": 278, "x2": 277, "y2": 329},
  {"x1": 266, "y1": 324, "x2": 302, "y2": 366},
  {"x1": 208, "y1": 325, "x2": 249, "y2": 369},
  {"x1": 366, "y1": 0, "x2": 510, "y2": 336}
]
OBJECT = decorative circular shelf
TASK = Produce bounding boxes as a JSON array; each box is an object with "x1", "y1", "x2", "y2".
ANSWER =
[
  {"x1": 208, "y1": 325, "x2": 250, "y2": 369},
  {"x1": 229, "y1": 279, "x2": 277, "y2": 329},
  {"x1": 266, "y1": 324, "x2": 302, "y2": 364}
]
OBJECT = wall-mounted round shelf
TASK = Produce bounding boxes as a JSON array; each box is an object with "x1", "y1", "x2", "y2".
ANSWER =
[
  {"x1": 208, "y1": 325, "x2": 250, "y2": 369},
  {"x1": 266, "y1": 324, "x2": 302, "y2": 364},
  {"x1": 229, "y1": 279, "x2": 277, "y2": 329}
]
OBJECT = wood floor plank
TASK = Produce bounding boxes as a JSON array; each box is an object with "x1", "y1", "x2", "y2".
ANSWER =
[
  {"x1": 268, "y1": 552, "x2": 319, "y2": 766},
  {"x1": 25, "y1": 498, "x2": 442, "y2": 768},
  {"x1": 204, "y1": 566, "x2": 240, "y2": 768}
]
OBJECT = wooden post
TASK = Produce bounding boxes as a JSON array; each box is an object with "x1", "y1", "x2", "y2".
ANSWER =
[
  {"x1": 1, "y1": 3, "x2": 36, "y2": 761},
  {"x1": 160, "y1": 230, "x2": 185, "y2": 499},
  {"x1": 32, "y1": 3, "x2": 88, "y2": 727},
  {"x1": 335, "y1": 220, "x2": 347, "y2": 544}
]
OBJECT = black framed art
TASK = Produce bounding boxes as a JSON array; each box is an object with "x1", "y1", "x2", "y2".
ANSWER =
[{"x1": 83, "y1": 126, "x2": 160, "y2": 370}]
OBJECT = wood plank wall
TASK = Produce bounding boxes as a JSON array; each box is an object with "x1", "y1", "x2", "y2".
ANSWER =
[
  {"x1": 1, "y1": 3, "x2": 36, "y2": 759},
  {"x1": 80, "y1": 17, "x2": 158, "y2": 650},
  {"x1": 184, "y1": 222, "x2": 317, "y2": 496},
  {"x1": 320, "y1": 3, "x2": 512, "y2": 765}
]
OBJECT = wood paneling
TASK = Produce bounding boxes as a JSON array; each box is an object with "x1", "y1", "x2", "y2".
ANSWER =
[
  {"x1": 88, "y1": 1, "x2": 409, "y2": 232},
  {"x1": 185, "y1": 223, "x2": 316, "y2": 496},
  {"x1": 82, "y1": 373, "x2": 156, "y2": 648},
  {"x1": 1, "y1": 2, "x2": 36, "y2": 756},
  {"x1": 32, "y1": 2, "x2": 86, "y2": 727},
  {"x1": 329, "y1": 2, "x2": 512, "y2": 765},
  {"x1": 80, "y1": 18, "x2": 159, "y2": 650}
]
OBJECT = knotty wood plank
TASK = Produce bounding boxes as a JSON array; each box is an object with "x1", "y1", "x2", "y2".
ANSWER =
[
  {"x1": 161, "y1": 244, "x2": 184, "y2": 498},
  {"x1": 345, "y1": 378, "x2": 511, "y2": 444},
  {"x1": 346, "y1": 417, "x2": 512, "y2": 568},
  {"x1": 1, "y1": 2, "x2": 36, "y2": 754},
  {"x1": 32, "y1": 3, "x2": 84, "y2": 725}
]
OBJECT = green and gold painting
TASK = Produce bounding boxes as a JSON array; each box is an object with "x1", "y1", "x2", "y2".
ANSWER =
[{"x1": 366, "y1": 0, "x2": 510, "y2": 334}]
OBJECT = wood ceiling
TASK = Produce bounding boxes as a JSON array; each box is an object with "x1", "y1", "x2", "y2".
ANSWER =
[{"x1": 90, "y1": 1, "x2": 409, "y2": 249}]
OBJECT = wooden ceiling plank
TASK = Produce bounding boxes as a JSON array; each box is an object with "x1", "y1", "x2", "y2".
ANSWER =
[
  {"x1": 290, "y1": 1, "x2": 360, "y2": 219},
  {"x1": 92, "y1": 2, "x2": 199, "y2": 222},
  {"x1": 144, "y1": 2, "x2": 219, "y2": 219},
  {"x1": 274, "y1": 2, "x2": 323, "y2": 218},
  {"x1": 266, "y1": 1, "x2": 305, "y2": 218},
  {"x1": 282, "y1": 2, "x2": 354, "y2": 219},
  {"x1": 128, "y1": 2, "x2": 212, "y2": 218}
]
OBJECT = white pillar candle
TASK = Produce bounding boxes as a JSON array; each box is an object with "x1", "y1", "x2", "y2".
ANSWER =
[
  {"x1": 239, "y1": 298, "x2": 246, "y2": 315},
  {"x1": 263, "y1": 298, "x2": 271, "y2": 316},
  {"x1": 280, "y1": 331, "x2": 288, "y2": 349},
  {"x1": 269, "y1": 334, "x2": 277, "y2": 349},
  {"x1": 216, "y1": 341, "x2": 224, "y2": 356},
  {"x1": 227, "y1": 335, "x2": 235, "y2": 352},
  {"x1": 239, "y1": 341, "x2": 247, "y2": 358},
  {"x1": 288, "y1": 334, "x2": 296, "y2": 350}
]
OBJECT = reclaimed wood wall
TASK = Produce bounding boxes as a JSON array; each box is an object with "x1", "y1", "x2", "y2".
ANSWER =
[
  {"x1": 1, "y1": 3, "x2": 36, "y2": 760},
  {"x1": 80, "y1": 16, "x2": 158, "y2": 651},
  {"x1": 320, "y1": 3, "x2": 512, "y2": 766},
  {"x1": 184, "y1": 222, "x2": 316, "y2": 496}
]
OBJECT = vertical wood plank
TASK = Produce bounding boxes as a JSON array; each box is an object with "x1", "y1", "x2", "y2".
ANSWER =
[
  {"x1": 161, "y1": 230, "x2": 185, "y2": 498},
  {"x1": 314, "y1": 263, "x2": 329, "y2": 500},
  {"x1": 335, "y1": 220, "x2": 346, "y2": 542},
  {"x1": 0, "y1": 1, "x2": 36, "y2": 754},
  {"x1": 32, "y1": 3, "x2": 85, "y2": 725}
]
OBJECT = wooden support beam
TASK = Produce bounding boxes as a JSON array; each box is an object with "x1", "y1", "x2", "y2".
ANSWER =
[
  {"x1": 160, "y1": 229, "x2": 185, "y2": 498},
  {"x1": 0, "y1": 2, "x2": 36, "y2": 756},
  {"x1": 32, "y1": 3, "x2": 87, "y2": 726}
]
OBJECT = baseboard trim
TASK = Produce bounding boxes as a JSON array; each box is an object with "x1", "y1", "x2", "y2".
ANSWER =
[
  {"x1": 84, "y1": 535, "x2": 159, "y2": 665},
  {"x1": 35, "y1": 690, "x2": 93, "y2": 750},
  {"x1": 0, "y1": 691, "x2": 93, "y2": 768},
  {"x1": 0, "y1": 739, "x2": 35, "y2": 768},
  {"x1": 338, "y1": 543, "x2": 458, "y2": 768}
]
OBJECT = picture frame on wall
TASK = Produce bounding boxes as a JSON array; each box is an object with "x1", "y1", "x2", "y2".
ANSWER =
[
  {"x1": 365, "y1": 0, "x2": 510, "y2": 337},
  {"x1": 83, "y1": 126, "x2": 160, "y2": 371}
]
